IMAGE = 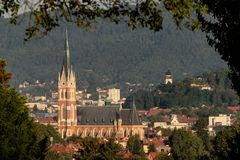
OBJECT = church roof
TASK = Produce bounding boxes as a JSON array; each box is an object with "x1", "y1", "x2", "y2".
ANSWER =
[
  {"x1": 121, "y1": 109, "x2": 141, "y2": 125},
  {"x1": 77, "y1": 106, "x2": 141, "y2": 125},
  {"x1": 77, "y1": 106, "x2": 119, "y2": 125}
]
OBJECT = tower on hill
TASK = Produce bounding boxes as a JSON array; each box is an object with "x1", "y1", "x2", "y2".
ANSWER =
[{"x1": 164, "y1": 70, "x2": 173, "y2": 84}]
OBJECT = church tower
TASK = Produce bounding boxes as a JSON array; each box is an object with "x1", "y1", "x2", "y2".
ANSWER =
[
  {"x1": 164, "y1": 70, "x2": 173, "y2": 84},
  {"x1": 58, "y1": 30, "x2": 77, "y2": 138}
]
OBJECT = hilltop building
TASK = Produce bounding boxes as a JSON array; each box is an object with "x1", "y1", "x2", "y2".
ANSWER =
[
  {"x1": 164, "y1": 70, "x2": 173, "y2": 84},
  {"x1": 58, "y1": 30, "x2": 145, "y2": 139}
]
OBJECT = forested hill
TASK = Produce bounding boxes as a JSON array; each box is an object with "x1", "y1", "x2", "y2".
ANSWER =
[{"x1": 0, "y1": 14, "x2": 227, "y2": 89}]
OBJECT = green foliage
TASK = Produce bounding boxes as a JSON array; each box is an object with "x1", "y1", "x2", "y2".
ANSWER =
[
  {"x1": 74, "y1": 137, "x2": 122, "y2": 160},
  {"x1": 213, "y1": 125, "x2": 240, "y2": 160},
  {"x1": 0, "y1": 0, "x2": 204, "y2": 40},
  {"x1": 44, "y1": 150, "x2": 72, "y2": 160},
  {"x1": 0, "y1": 59, "x2": 48, "y2": 160},
  {"x1": 198, "y1": 0, "x2": 240, "y2": 96},
  {"x1": 192, "y1": 118, "x2": 213, "y2": 154},
  {"x1": 156, "y1": 154, "x2": 174, "y2": 160},
  {"x1": 148, "y1": 143, "x2": 156, "y2": 152},
  {"x1": 124, "y1": 69, "x2": 239, "y2": 109},
  {"x1": 0, "y1": 13, "x2": 226, "y2": 94},
  {"x1": 169, "y1": 129, "x2": 208, "y2": 160},
  {"x1": 127, "y1": 135, "x2": 144, "y2": 156},
  {"x1": 34, "y1": 123, "x2": 65, "y2": 145},
  {"x1": 0, "y1": 59, "x2": 11, "y2": 88}
]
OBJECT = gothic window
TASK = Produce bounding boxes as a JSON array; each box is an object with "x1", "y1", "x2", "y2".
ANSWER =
[
  {"x1": 71, "y1": 107, "x2": 74, "y2": 120},
  {"x1": 77, "y1": 129, "x2": 82, "y2": 138},
  {"x1": 102, "y1": 129, "x2": 107, "y2": 138},
  {"x1": 62, "y1": 130, "x2": 66, "y2": 139},
  {"x1": 94, "y1": 129, "x2": 98, "y2": 138},
  {"x1": 62, "y1": 107, "x2": 66, "y2": 120},
  {"x1": 65, "y1": 91, "x2": 67, "y2": 99},
  {"x1": 124, "y1": 130, "x2": 127, "y2": 137},
  {"x1": 67, "y1": 129, "x2": 71, "y2": 136},
  {"x1": 61, "y1": 91, "x2": 64, "y2": 99},
  {"x1": 86, "y1": 129, "x2": 91, "y2": 137}
]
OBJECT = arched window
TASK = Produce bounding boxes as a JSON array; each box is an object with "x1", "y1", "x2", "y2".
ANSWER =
[
  {"x1": 110, "y1": 129, "x2": 115, "y2": 138},
  {"x1": 102, "y1": 129, "x2": 107, "y2": 138},
  {"x1": 77, "y1": 129, "x2": 82, "y2": 138},
  {"x1": 67, "y1": 129, "x2": 72, "y2": 136},
  {"x1": 61, "y1": 91, "x2": 64, "y2": 99},
  {"x1": 62, "y1": 107, "x2": 66, "y2": 120},
  {"x1": 65, "y1": 91, "x2": 67, "y2": 99},
  {"x1": 62, "y1": 130, "x2": 66, "y2": 139},
  {"x1": 86, "y1": 129, "x2": 91, "y2": 137},
  {"x1": 124, "y1": 129, "x2": 127, "y2": 137},
  {"x1": 94, "y1": 129, "x2": 98, "y2": 138}
]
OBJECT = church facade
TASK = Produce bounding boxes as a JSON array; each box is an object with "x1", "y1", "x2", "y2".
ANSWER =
[{"x1": 58, "y1": 31, "x2": 145, "y2": 140}]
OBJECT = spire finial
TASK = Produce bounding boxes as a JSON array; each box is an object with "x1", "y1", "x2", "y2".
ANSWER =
[
  {"x1": 60, "y1": 28, "x2": 71, "y2": 78},
  {"x1": 65, "y1": 28, "x2": 70, "y2": 69}
]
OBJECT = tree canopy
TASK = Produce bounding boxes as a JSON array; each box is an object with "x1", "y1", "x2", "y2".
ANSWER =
[
  {"x1": 213, "y1": 125, "x2": 240, "y2": 160},
  {"x1": 74, "y1": 137, "x2": 122, "y2": 160},
  {"x1": 169, "y1": 129, "x2": 209, "y2": 160},
  {"x1": 0, "y1": 58, "x2": 48, "y2": 160}
]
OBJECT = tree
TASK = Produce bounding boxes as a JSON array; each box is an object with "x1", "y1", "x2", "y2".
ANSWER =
[
  {"x1": 0, "y1": 0, "x2": 205, "y2": 40},
  {"x1": 34, "y1": 123, "x2": 65, "y2": 144},
  {"x1": 213, "y1": 125, "x2": 240, "y2": 160},
  {"x1": 0, "y1": 59, "x2": 11, "y2": 89},
  {"x1": 192, "y1": 118, "x2": 213, "y2": 156},
  {"x1": 0, "y1": 59, "x2": 48, "y2": 160},
  {"x1": 156, "y1": 154, "x2": 174, "y2": 160},
  {"x1": 169, "y1": 129, "x2": 208, "y2": 160},
  {"x1": 198, "y1": 0, "x2": 240, "y2": 96},
  {"x1": 44, "y1": 150, "x2": 72, "y2": 160},
  {"x1": 127, "y1": 135, "x2": 145, "y2": 156},
  {"x1": 148, "y1": 143, "x2": 156, "y2": 152},
  {"x1": 74, "y1": 137, "x2": 122, "y2": 160}
]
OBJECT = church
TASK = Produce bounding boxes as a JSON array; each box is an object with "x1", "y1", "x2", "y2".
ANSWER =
[{"x1": 57, "y1": 30, "x2": 145, "y2": 140}]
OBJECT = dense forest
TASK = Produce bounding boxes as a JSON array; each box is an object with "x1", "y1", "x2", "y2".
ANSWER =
[
  {"x1": 0, "y1": 13, "x2": 226, "y2": 92},
  {"x1": 124, "y1": 69, "x2": 239, "y2": 109}
]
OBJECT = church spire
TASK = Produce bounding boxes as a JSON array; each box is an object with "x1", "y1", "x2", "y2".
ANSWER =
[
  {"x1": 61, "y1": 29, "x2": 71, "y2": 79},
  {"x1": 131, "y1": 95, "x2": 140, "y2": 125}
]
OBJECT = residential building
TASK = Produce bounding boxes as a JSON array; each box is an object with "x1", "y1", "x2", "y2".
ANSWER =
[
  {"x1": 208, "y1": 114, "x2": 231, "y2": 134},
  {"x1": 154, "y1": 114, "x2": 197, "y2": 130},
  {"x1": 108, "y1": 88, "x2": 121, "y2": 104}
]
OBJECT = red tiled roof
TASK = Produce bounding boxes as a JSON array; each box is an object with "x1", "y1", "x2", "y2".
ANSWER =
[
  {"x1": 34, "y1": 117, "x2": 56, "y2": 124},
  {"x1": 148, "y1": 152, "x2": 159, "y2": 160},
  {"x1": 149, "y1": 138, "x2": 164, "y2": 147},
  {"x1": 227, "y1": 106, "x2": 240, "y2": 111},
  {"x1": 122, "y1": 150, "x2": 133, "y2": 159},
  {"x1": 50, "y1": 143, "x2": 79, "y2": 154},
  {"x1": 50, "y1": 144, "x2": 73, "y2": 154},
  {"x1": 147, "y1": 108, "x2": 171, "y2": 117},
  {"x1": 162, "y1": 115, "x2": 198, "y2": 124}
]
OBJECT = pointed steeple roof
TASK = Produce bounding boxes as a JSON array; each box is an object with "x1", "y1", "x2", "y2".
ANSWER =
[
  {"x1": 130, "y1": 96, "x2": 140, "y2": 125},
  {"x1": 60, "y1": 29, "x2": 72, "y2": 79}
]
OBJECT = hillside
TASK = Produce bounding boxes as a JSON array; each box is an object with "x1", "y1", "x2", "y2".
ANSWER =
[{"x1": 0, "y1": 14, "x2": 227, "y2": 91}]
